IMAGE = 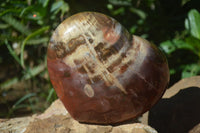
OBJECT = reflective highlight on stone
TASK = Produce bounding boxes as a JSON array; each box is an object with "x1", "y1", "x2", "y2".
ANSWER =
[{"x1": 47, "y1": 12, "x2": 170, "y2": 124}]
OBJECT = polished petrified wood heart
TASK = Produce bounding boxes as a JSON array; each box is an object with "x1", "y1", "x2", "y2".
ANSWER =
[{"x1": 47, "y1": 12, "x2": 169, "y2": 124}]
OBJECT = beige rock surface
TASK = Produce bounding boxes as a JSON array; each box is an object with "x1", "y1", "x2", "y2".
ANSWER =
[
  {"x1": 163, "y1": 76, "x2": 200, "y2": 98},
  {"x1": 189, "y1": 123, "x2": 200, "y2": 133},
  {"x1": 0, "y1": 100, "x2": 157, "y2": 133}
]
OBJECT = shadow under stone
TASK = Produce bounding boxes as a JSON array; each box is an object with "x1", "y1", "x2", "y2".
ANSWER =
[{"x1": 148, "y1": 87, "x2": 200, "y2": 133}]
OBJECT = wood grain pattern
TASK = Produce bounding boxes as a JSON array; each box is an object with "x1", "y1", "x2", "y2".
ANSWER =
[{"x1": 47, "y1": 12, "x2": 169, "y2": 124}]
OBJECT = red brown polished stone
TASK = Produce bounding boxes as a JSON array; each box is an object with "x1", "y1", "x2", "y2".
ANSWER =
[{"x1": 47, "y1": 12, "x2": 170, "y2": 124}]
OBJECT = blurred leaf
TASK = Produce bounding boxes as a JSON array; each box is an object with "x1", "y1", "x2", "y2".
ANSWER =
[
  {"x1": 170, "y1": 68, "x2": 176, "y2": 75},
  {"x1": 0, "y1": 9, "x2": 21, "y2": 17},
  {"x1": 0, "y1": 64, "x2": 45, "y2": 90},
  {"x1": 1, "y1": 15, "x2": 31, "y2": 35},
  {"x1": 60, "y1": 2, "x2": 69, "y2": 18},
  {"x1": 20, "y1": 26, "x2": 49, "y2": 68},
  {"x1": 107, "y1": 4, "x2": 113, "y2": 10},
  {"x1": 13, "y1": 93, "x2": 36, "y2": 108},
  {"x1": 43, "y1": 0, "x2": 49, "y2": 7},
  {"x1": 0, "y1": 34, "x2": 23, "y2": 44},
  {"x1": 20, "y1": 6, "x2": 34, "y2": 17},
  {"x1": 160, "y1": 40, "x2": 176, "y2": 55},
  {"x1": 182, "y1": 64, "x2": 200, "y2": 78},
  {"x1": 112, "y1": 7, "x2": 125, "y2": 15},
  {"x1": 46, "y1": 88, "x2": 56, "y2": 102},
  {"x1": 5, "y1": 40, "x2": 21, "y2": 66},
  {"x1": 21, "y1": 5, "x2": 47, "y2": 22},
  {"x1": 185, "y1": 18, "x2": 189, "y2": 30},
  {"x1": 26, "y1": 37, "x2": 49, "y2": 45},
  {"x1": 0, "y1": 23, "x2": 10, "y2": 29},
  {"x1": 185, "y1": 9, "x2": 200, "y2": 39},
  {"x1": 50, "y1": 0, "x2": 69, "y2": 18},
  {"x1": 0, "y1": 77, "x2": 19, "y2": 90},
  {"x1": 22, "y1": 64, "x2": 46, "y2": 80},
  {"x1": 182, "y1": 0, "x2": 191, "y2": 6},
  {"x1": 130, "y1": 7, "x2": 146, "y2": 19},
  {"x1": 185, "y1": 36, "x2": 200, "y2": 57},
  {"x1": 160, "y1": 39, "x2": 196, "y2": 55},
  {"x1": 140, "y1": 34, "x2": 148, "y2": 39},
  {"x1": 38, "y1": 0, "x2": 49, "y2": 7},
  {"x1": 50, "y1": 1, "x2": 63, "y2": 12},
  {"x1": 11, "y1": 104, "x2": 30, "y2": 111},
  {"x1": 108, "y1": 0, "x2": 132, "y2": 6},
  {"x1": 9, "y1": 0, "x2": 27, "y2": 8},
  {"x1": 130, "y1": 25, "x2": 137, "y2": 34}
]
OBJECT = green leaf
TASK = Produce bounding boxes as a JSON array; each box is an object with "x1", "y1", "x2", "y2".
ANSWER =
[
  {"x1": 0, "y1": 23, "x2": 10, "y2": 29},
  {"x1": 0, "y1": 9, "x2": 21, "y2": 17},
  {"x1": 0, "y1": 77, "x2": 19, "y2": 89},
  {"x1": 160, "y1": 39, "x2": 196, "y2": 55},
  {"x1": 1, "y1": 15, "x2": 31, "y2": 35},
  {"x1": 20, "y1": 6, "x2": 34, "y2": 17},
  {"x1": 160, "y1": 40, "x2": 176, "y2": 55},
  {"x1": 109, "y1": 0, "x2": 132, "y2": 6},
  {"x1": 20, "y1": 26, "x2": 49, "y2": 68},
  {"x1": 185, "y1": 9, "x2": 200, "y2": 39},
  {"x1": 185, "y1": 36, "x2": 200, "y2": 57},
  {"x1": 5, "y1": 40, "x2": 21, "y2": 66},
  {"x1": 182, "y1": 0, "x2": 191, "y2": 6},
  {"x1": 13, "y1": 93, "x2": 36, "y2": 108},
  {"x1": 130, "y1": 25, "x2": 137, "y2": 34},
  {"x1": 173, "y1": 39, "x2": 195, "y2": 50},
  {"x1": 46, "y1": 88, "x2": 55, "y2": 102},
  {"x1": 185, "y1": 18, "x2": 189, "y2": 30},
  {"x1": 38, "y1": 0, "x2": 49, "y2": 7},
  {"x1": 11, "y1": 104, "x2": 31, "y2": 110},
  {"x1": 22, "y1": 64, "x2": 46, "y2": 80},
  {"x1": 43, "y1": 0, "x2": 50, "y2": 7},
  {"x1": 50, "y1": 1, "x2": 63, "y2": 12},
  {"x1": 107, "y1": 4, "x2": 113, "y2": 10},
  {"x1": 170, "y1": 69, "x2": 176, "y2": 75},
  {"x1": 112, "y1": 7, "x2": 125, "y2": 15},
  {"x1": 182, "y1": 64, "x2": 200, "y2": 78},
  {"x1": 26, "y1": 37, "x2": 49, "y2": 45},
  {"x1": 0, "y1": 64, "x2": 45, "y2": 90},
  {"x1": 130, "y1": 7, "x2": 147, "y2": 20},
  {"x1": 50, "y1": 0, "x2": 69, "y2": 18},
  {"x1": 60, "y1": 2, "x2": 69, "y2": 17}
]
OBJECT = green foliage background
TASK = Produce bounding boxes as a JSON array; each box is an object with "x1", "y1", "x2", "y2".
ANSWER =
[{"x1": 0, "y1": 0, "x2": 200, "y2": 117}]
